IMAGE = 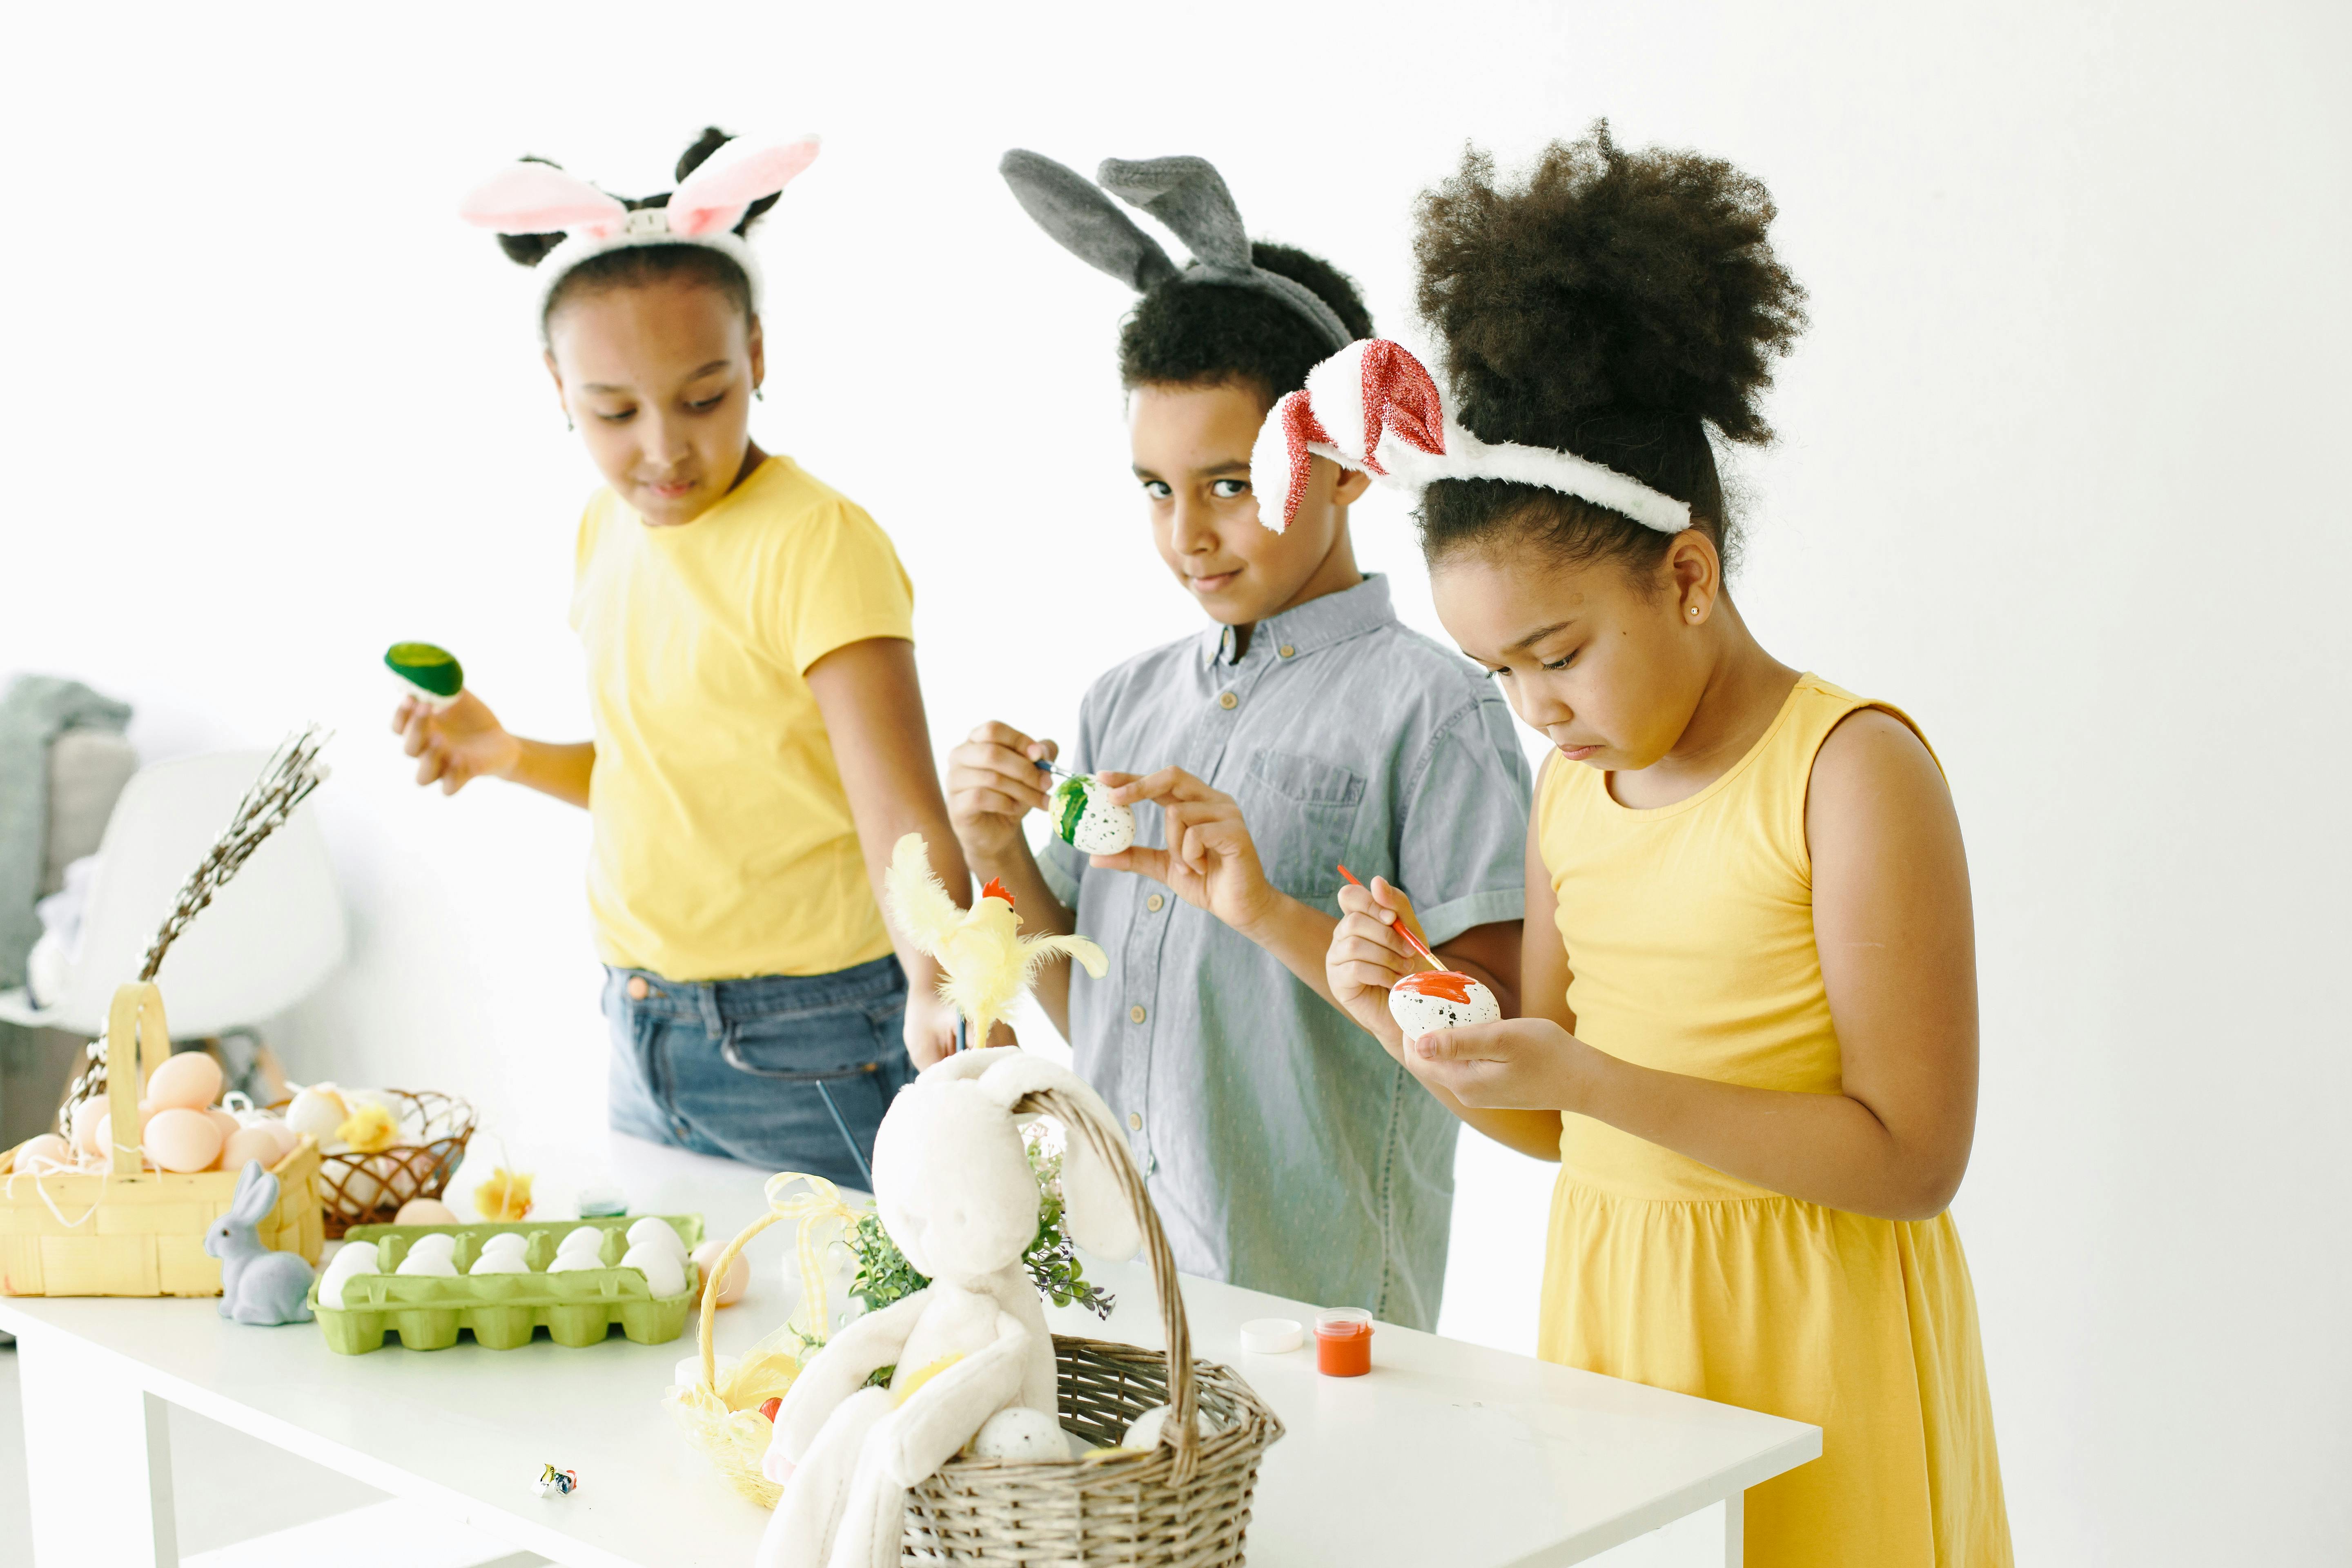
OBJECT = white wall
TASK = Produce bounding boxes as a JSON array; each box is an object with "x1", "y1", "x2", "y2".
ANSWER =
[{"x1": 4, "y1": 2, "x2": 2345, "y2": 1560}]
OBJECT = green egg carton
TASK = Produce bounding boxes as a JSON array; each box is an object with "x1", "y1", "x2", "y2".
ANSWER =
[{"x1": 310, "y1": 1215, "x2": 704, "y2": 1354}]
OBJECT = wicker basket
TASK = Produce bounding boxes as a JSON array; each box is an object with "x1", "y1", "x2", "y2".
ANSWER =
[
  {"x1": 897, "y1": 1085, "x2": 1283, "y2": 1566},
  {"x1": 302, "y1": 1088, "x2": 476, "y2": 1239},
  {"x1": 0, "y1": 982, "x2": 323, "y2": 1296}
]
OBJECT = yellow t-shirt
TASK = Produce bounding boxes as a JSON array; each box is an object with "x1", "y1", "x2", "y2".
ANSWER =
[{"x1": 568, "y1": 456, "x2": 913, "y2": 981}]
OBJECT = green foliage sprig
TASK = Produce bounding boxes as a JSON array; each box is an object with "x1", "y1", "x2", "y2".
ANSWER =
[{"x1": 845, "y1": 1134, "x2": 1117, "y2": 1328}]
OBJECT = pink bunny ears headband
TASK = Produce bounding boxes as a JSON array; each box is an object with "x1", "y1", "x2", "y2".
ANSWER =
[
  {"x1": 1250, "y1": 339, "x2": 1694, "y2": 536},
  {"x1": 458, "y1": 135, "x2": 822, "y2": 324}
]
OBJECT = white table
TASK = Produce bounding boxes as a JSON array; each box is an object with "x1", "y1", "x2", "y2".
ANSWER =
[{"x1": 1, "y1": 1135, "x2": 1815, "y2": 1568}]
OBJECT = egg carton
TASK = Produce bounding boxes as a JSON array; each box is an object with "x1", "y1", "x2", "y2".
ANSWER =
[{"x1": 310, "y1": 1215, "x2": 705, "y2": 1354}]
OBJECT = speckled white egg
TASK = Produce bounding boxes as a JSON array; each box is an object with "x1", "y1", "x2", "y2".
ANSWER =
[
  {"x1": 969, "y1": 1406, "x2": 1073, "y2": 1463},
  {"x1": 1386, "y1": 970, "x2": 1501, "y2": 1042},
  {"x1": 1051, "y1": 775, "x2": 1136, "y2": 856},
  {"x1": 619, "y1": 1241, "x2": 686, "y2": 1298}
]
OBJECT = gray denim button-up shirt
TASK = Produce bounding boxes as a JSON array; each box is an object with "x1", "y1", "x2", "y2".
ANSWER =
[{"x1": 1039, "y1": 575, "x2": 1531, "y2": 1330}]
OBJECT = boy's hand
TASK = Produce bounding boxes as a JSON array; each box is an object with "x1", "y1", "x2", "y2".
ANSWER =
[
  {"x1": 903, "y1": 987, "x2": 1016, "y2": 1071},
  {"x1": 1091, "y1": 768, "x2": 1278, "y2": 935},
  {"x1": 945, "y1": 722, "x2": 1056, "y2": 861},
  {"x1": 395, "y1": 690, "x2": 522, "y2": 795},
  {"x1": 1327, "y1": 875, "x2": 1432, "y2": 1054}
]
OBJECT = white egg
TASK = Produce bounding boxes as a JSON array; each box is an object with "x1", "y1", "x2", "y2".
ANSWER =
[
  {"x1": 469, "y1": 1251, "x2": 528, "y2": 1275},
  {"x1": 1385, "y1": 971, "x2": 1502, "y2": 1042},
  {"x1": 1120, "y1": 1404, "x2": 1214, "y2": 1451},
  {"x1": 481, "y1": 1232, "x2": 529, "y2": 1255},
  {"x1": 395, "y1": 1249, "x2": 457, "y2": 1277},
  {"x1": 968, "y1": 1406, "x2": 1073, "y2": 1463},
  {"x1": 620, "y1": 1242, "x2": 686, "y2": 1298},
  {"x1": 557, "y1": 1226, "x2": 608, "y2": 1257},
  {"x1": 546, "y1": 1252, "x2": 604, "y2": 1273},
  {"x1": 624, "y1": 1217, "x2": 687, "y2": 1260},
  {"x1": 406, "y1": 1233, "x2": 457, "y2": 1259},
  {"x1": 284, "y1": 1086, "x2": 348, "y2": 1141}
]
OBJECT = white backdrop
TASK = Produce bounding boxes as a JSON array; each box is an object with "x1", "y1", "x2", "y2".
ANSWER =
[{"x1": 4, "y1": 3, "x2": 2346, "y2": 1561}]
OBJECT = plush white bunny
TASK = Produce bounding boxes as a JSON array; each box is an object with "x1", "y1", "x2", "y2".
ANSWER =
[{"x1": 756, "y1": 1048, "x2": 1141, "y2": 1568}]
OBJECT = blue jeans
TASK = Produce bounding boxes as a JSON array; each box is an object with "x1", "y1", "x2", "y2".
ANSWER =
[{"x1": 601, "y1": 956, "x2": 914, "y2": 1191}]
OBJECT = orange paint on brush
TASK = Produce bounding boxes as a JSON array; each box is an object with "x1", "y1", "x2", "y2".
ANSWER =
[{"x1": 1395, "y1": 969, "x2": 1479, "y2": 1004}]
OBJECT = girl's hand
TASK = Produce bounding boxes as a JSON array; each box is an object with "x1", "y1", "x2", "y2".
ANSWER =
[
  {"x1": 1091, "y1": 768, "x2": 1278, "y2": 935},
  {"x1": 1403, "y1": 1016, "x2": 1597, "y2": 1112},
  {"x1": 394, "y1": 689, "x2": 522, "y2": 795},
  {"x1": 1326, "y1": 875, "x2": 1432, "y2": 1055},
  {"x1": 945, "y1": 722, "x2": 1055, "y2": 861}
]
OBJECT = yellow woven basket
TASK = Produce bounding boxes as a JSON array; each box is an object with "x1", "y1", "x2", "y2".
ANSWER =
[{"x1": 0, "y1": 982, "x2": 323, "y2": 1296}]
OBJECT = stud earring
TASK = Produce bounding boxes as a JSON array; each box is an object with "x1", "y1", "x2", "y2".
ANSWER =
[
  {"x1": 755, "y1": 384, "x2": 765, "y2": 402},
  {"x1": 564, "y1": 413, "x2": 575, "y2": 432},
  {"x1": 1689, "y1": 606, "x2": 1700, "y2": 617}
]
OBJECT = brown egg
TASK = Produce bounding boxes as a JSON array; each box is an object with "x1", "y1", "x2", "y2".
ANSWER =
[
  {"x1": 71, "y1": 1098, "x2": 107, "y2": 1159},
  {"x1": 690, "y1": 1239, "x2": 750, "y2": 1306},
  {"x1": 145, "y1": 1051, "x2": 224, "y2": 1112},
  {"x1": 218, "y1": 1125, "x2": 285, "y2": 1173},
  {"x1": 145, "y1": 1108, "x2": 224, "y2": 1174}
]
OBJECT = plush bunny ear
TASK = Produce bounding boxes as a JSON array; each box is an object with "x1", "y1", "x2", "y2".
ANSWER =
[
  {"x1": 971, "y1": 1053, "x2": 1144, "y2": 1263},
  {"x1": 1096, "y1": 156, "x2": 1253, "y2": 276},
  {"x1": 228, "y1": 1160, "x2": 279, "y2": 1226},
  {"x1": 668, "y1": 134, "x2": 822, "y2": 237},
  {"x1": 458, "y1": 163, "x2": 627, "y2": 238},
  {"x1": 1000, "y1": 149, "x2": 1180, "y2": 294}
]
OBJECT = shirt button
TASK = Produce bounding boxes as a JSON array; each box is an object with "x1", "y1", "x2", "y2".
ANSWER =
[
  {"x1": 1129, "y1": 1004, "x2": 1147, "y2": 1024},
  {"x1": 1146, "y1": 893, "x2": 1165, "y2": 913},
  {"x1": 626, "y1": 977, "x2": 650, "y2": 1000},
  {"x1": 1218, "y1": 692, "x2": 1238, "y2": 710},
  {"x1": 1278, "y1": 644, "x2": 1296, "y2": 658},
  {"x1": 1128, "y1": 1111, "x2": 1144, "y2": 1132}
]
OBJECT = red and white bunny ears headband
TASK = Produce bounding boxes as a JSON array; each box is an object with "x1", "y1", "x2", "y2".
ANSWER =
[
  {"x1": 1250, "y1": 339, "x2": 1694, "y2": 536},
  {"x1": 458, "y1": 135, "x2": 821, "y2": 326}
]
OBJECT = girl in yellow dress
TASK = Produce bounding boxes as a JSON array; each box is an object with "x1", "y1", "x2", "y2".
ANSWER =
[{"x1": 1321, "y1": 125, "x2": 2011, "y2": 1565}]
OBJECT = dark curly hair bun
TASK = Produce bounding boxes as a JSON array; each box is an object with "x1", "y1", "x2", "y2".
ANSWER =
[{"x1": 1414, "y1": 121, "x2": 1806, "y2": 570}]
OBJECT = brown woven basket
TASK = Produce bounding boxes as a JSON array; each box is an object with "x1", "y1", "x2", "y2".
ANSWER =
[
  {"x1": 897, "y1": 1085, "x2": 1283, "y2": 1566},
  {"x1": 295, "y1": 1089, "x2": 477, "y2": 1239}
]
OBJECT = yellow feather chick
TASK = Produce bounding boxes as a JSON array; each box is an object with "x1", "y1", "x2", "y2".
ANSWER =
[{"x1": 882, "y1": 833, "x2": 1108, "y2": 1045}]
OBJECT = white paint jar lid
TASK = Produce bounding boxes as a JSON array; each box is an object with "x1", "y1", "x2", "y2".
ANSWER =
[{"x1": 1239, "y1": 1317, "x2": 1305, "y2": 1354}]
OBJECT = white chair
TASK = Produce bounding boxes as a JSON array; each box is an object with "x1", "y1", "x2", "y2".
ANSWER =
[{"x1": 0, "y1": 750, "x2": 346, "y2": 1037}]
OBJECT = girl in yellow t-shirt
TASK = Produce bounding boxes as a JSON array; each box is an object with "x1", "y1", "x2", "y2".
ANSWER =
[
  {"x1": 395, "y1": 129, "x2": 980, "y2": 1192},
  {"x1": 1322, "y1": 127, "x2": 2011, "y2": 1565}
]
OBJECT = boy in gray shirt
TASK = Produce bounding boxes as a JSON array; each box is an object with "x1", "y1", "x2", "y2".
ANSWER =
[{"x1": 947, "y1": 154, "x2": 1530, "y2": 1330}]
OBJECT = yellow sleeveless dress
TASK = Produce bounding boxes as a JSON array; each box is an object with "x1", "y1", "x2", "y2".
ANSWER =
[{"x1": 1536, "y1": 674, "x2": 2011, "y2": 1566}]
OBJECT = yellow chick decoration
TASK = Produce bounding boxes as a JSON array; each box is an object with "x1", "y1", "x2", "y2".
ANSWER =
[
  {"x1": 882, "y1": 833, "x2": 1107, "y2": 1046},
  {"x1": 476, "y1": 1166, "x2": 535, "y2": 1222},
  {"x1": 334, "y1": 1101, "x2": 399, "y2": 1154}
]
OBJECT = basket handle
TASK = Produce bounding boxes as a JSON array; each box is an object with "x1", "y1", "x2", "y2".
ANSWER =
[
  {"x1": 699, "y1": 1207, "x2": 785, "y2": 1391},
  {"x1": 103, "y1": 983, "x2": 168, "y2": 1179},
  {"x1": 1019, "y1": 1087, "x2": 1202, "y2": 1485}
]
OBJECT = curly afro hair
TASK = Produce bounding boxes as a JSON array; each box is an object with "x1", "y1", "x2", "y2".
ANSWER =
[
  {"x1": 1118, "y1": 242, "x2": 1373, "y2": 410},
  {"x1": 1413, "y1": 121, "x2": 1806, "y2": 576},
  {"x1": 497, "y1": 127, "x2": 780, "y2": 339}
]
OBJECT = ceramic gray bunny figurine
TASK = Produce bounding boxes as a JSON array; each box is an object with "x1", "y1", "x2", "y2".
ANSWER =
[{"x1": 204, "y1": 1159, "x2": 316, "y2": 1325}]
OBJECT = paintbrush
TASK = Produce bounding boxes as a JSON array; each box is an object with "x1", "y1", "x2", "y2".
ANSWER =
[{"x1": 1336, "y1": 863, "x2": 1446, "y2": 970}]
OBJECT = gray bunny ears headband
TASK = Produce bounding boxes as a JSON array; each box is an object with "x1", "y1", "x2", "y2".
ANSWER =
[{"x1": 1000, "y1": 151, "x2": 1354, "y2": 354}]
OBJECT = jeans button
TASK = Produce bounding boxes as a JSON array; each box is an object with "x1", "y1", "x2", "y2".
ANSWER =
[{"x1": 626, "y1": 976, "x2": 650, "y2": 1000}]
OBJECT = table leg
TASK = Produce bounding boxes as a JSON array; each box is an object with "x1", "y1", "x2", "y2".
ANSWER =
[
  {"x1": 1721, "y1": 1488, "x2": 1744, "y2": 1568},
  {"x1": 16, "y1": 1324, "x2": 179, "y2": 1566}
]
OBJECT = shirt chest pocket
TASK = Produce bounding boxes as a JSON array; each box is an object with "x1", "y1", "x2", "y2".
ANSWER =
[{"x1": 1237, "y1": 748, "x2": 1367, "y2": 904}]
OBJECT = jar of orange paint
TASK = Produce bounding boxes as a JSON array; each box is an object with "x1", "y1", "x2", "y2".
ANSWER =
[{"x1": 1314, "y1": 1307, "x2": 1373, "y2": 1376}]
